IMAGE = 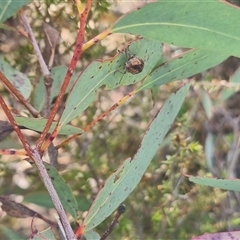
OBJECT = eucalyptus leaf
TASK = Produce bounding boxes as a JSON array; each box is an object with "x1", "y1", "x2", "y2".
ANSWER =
[
  {"x1": 0, "y1": 0, "x2": 31, "y2": 23},
  {"x1": 84, "y1": 82, "x2": 190, "y2": 231},
  {"x1": 0, "y1": 56, "x2": 32, "y2": 99},
  {"x1": 15, "y1": 116, "x2": 83, "y2": 135},
  {"x1": 113, "y1": 1, "x2": 240, "y2": 57}
]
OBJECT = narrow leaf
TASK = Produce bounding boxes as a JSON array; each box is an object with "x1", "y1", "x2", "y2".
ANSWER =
[
  {"x1": 14, "y1": 116, "x2": 83, "y2": 135},
  {"x1": 0, "y1": 0, "x2": 31, "y2": 23},
  {"x1": 205, "y1": 133, "x2": 216, "y2": 175},
  {"x1": 60, "y1": 38, "x2": 163, "y2": 126},
  {"x1": 84, "y1": 230, "x2": 100, "y2": 240},
  {"x1": 113, "y1": 1, "x2": 240, "y2": 57},
  {"x1": 187, "y1": 175, "x2": 240, "y2": 192},
  {"x1": 84, "y1": 83, "x2": 190, "y2": 231},
  {"x1": 33, "y1": 66, "x2": 78, "y2": 111},
  {"x1": 0, "y1": 56, "x2": 32, "y2": 99},
  {"x1": 44, "y1": 163, "x2": 78, "y2": 219},
  {"x1": 24, "y1": 192, "x2": 54, "y2": 209},
  {"x1": 29, "y1": 227, "x2": 56, "y2": 240},
  {"x1": 139, "y1": 48, "x2": 229, "y2": 90}
]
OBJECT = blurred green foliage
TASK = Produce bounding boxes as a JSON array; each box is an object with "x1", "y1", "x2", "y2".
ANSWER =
[{"x1": 1, "y1": 1, "x2": 240, "y2": 239}]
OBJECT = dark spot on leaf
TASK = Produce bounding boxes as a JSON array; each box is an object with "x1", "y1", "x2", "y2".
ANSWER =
[
  {"x1": 90, "y1": 76, "x2": 94, "y2": 79},
  {"x1": 51, "y1": 177, "x2": 54, "y2": 181},
  {"x1": 46, "y1": 168, "x2": 50, "y2": 171},
  {"x1": 124, "y1": 187, "x2": 128, "y2": 191},
  {"x1": 67, "y1": 199, "x2": 71, "y2": 202},
  {"x1": 99, "y1": 66, "x2": 102, "y2": 69},
  {"x1": 73, "y1": 107, "x2": 76, "y2": 110}
]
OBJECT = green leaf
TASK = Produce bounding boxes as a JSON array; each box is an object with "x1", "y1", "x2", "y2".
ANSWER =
[
  {"x1": 44, "y1": 163, "x2": 78, "y2": 219},
  {"x1": 29, "y1": 227, "x2": 56, "y2": 240},
  {"x1": 59, "y1": 38, "x2": 163, "y2": 126},
  {"x1": 0, "y1": 56, "x2": 32, "y2": 99},
  {"x1": 76, "y1": 196, "x2": 91, "y2": 212},
  {"x1": 139, "y1": 48, "x2": 229, "y2": 90},
  {"x1": 33, "y1": 66, "x2": 78, "y2": 112},
  {"x1": 0, "y1": 226, "x2": 25, "y2": 240},
  {"x1": 220, "y1": 68, "x2": 240, "y2": 101},
  {"x1": 83, "y1": 82, "x2": 190, "y2": 231},
  {"x1": 14, "y1": 116, "x2": 83, "y2": 135},
  {"x1": 24, "y1": 192, "x2": 91, "y2": 212},
  {"x1": 0, "y1": 0, "x2": 31, "y2": 23},
  {"x1": 201, "y1": 90, "x2": 213, "y2": 120},
  {"x1": 187, "y1": 175, "x2": 240, "y2": 191},
  {"x1": 24, "y1": 192, "x2": 54, "y2": 209},
  {"x1": 84, "y1": 230, "x2": 100, "y2": 240},
  {"x1": 113, "y1": 1, "x2": 240, "y2": 57},
  {"x1": 205, "y1": 133, "x2": 216, "y2": 175}
]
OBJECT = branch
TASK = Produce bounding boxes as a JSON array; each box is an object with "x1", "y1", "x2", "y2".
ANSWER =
[{"x1": 37, "y1": 0, "x2": 93, "y2": 152}]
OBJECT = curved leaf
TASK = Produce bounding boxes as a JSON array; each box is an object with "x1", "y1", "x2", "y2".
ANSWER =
[
  {"x1": 84, "y1": 230, "x2": 100, "y2": 240},
  {"x1": 33, "y1": 66, "x2": 78, "y2": 112},
  {"x1": 139, "y1": 48, "x2": 229, "y2": 91},
  {"x1": 44, "y1": 163, "x2": 78, "y2": 219},
  {"x1": 59, "y1": 38, "x2": 163, "y2": 126},
  {"x1": 0, "y1": 0, "x2": 31, "y2": 23},
  {"x1": 0, "y1": 56, "x2": 32, "y2": 99},
  {"x1": 30, "y1": 227, "x2": 56, "y2": 240},
  {"x1": 83, "y1": 82, "x2": 190, "y2": 231},
  {"x1": 60, "y1": 39, "x2": 229, "y2": 128},
  {"x1": 187, "y1": 174, "x2": 240, "y2": 192},
  {"x1": 14, "y1": 116, "x2": 83, "y2": 135},
  {"x1": 113, "y1": 1, "x2": 240, "y2": 57},
  {"x1": 24, "y1": 192, "x2": 55, "y2": 209}
]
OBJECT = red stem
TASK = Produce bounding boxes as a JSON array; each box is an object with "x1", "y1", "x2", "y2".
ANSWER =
[
  {"x1": 36, "y1": 0, "x2": 93, "y2": 151},
  {"x1": 0, "y1": 96, "x2": 33, "y2": 157}
]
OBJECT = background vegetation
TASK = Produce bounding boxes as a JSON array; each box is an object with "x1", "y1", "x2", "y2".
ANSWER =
[{"x1": 1, "y1": 0, "x2": 240, "y2": 239}]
